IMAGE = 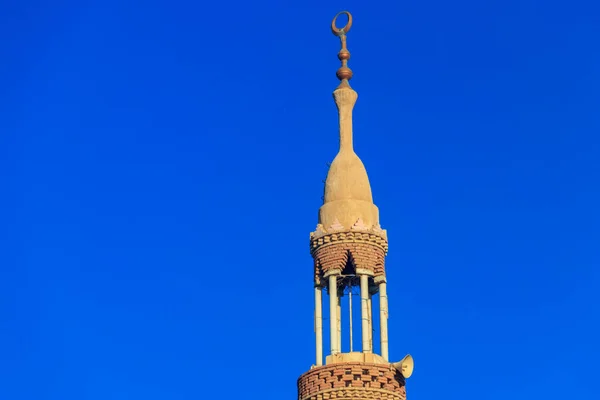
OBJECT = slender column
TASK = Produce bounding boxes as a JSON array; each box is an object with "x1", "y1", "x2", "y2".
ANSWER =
[
  {"x1": 348, "y1": 285, "x2": 353, "y2": 352},
  {"x1": 315, "y1": 286, "x2": 323, "y2": 365},
  {"x1": 337, "y1": 293, "x2": 342, "y2": 352},
  {"x1": 329, "y1": 275, "x2": 339, "y2": 354},
  {"x1": 379, "y1": 282, "x2": 389, "y2": 361},
  {"x1": 360, "y1": 275, "x2": 371, "y2": 352},
  {"x1": 367, "y1": 291, "x2": 373, "y2": 351}
]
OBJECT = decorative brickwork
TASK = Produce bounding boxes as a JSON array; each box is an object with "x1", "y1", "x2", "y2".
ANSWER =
[
  {"x1": 298, "y1": 363, "x2": 406, "y2": 400},
  {"x1": 312, "y1": 242, "x2": 386, "y2": 286},
  {"x1": 310, "y1": 219, "x2": 388, "y2": 255},
  {"x1": 310, "y1": 229, "x2": 389, "y2": 254},
  {"x1": 310, "y1": 218, "x2": 388, "y2": 286}
]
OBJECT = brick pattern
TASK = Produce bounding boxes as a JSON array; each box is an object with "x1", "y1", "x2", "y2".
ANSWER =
[
  {"x1": 310, "y1": 230, "x2": 388, "y2": 255},
  {"x1": 298, "y1": 362, "x2": 406, "y2": 400},
  {"x1": 313, "y1": 242, "x2": 386, "y2": 285}
]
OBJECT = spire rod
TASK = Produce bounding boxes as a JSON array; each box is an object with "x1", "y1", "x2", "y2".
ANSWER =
[{"x1": 331, "y1": 11, "x2": 353, "y2": 86}]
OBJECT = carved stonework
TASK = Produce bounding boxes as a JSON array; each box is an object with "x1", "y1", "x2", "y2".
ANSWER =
[
  {"x1": 328, "y1": 219, "x2": 345, "y2": 232},
  {"x1": 351, "y1": 218, "x2": 367, "y2": 230}
]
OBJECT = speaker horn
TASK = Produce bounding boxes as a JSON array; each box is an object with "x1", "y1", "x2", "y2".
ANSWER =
[{"x1": 392, "y1": 354, "x2": 414, "y2": 378}]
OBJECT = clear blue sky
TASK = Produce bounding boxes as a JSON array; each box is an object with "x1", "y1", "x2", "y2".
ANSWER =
[{"x1": 2, "y1": 0, "x2": 599, "y2": 399}]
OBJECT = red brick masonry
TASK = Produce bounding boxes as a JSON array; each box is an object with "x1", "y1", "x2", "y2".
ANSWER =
[
  {"x1": 313, "y1": 242, "x2": 386, "y2": 285},
  {"x1": 298, "y1": 362, "x2": 406, "y2": 400}
]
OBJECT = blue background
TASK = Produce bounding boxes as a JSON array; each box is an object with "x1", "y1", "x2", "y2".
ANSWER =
[{"x1": 2, "y1": 0, "x2": 599, "y2": 399}]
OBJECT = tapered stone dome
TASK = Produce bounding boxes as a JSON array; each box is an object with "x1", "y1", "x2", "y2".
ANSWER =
[{"x1": 318, "y1": 84, "x2": 379, "y2": 230}]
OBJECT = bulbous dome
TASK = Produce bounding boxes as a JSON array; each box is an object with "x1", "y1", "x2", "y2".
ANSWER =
[{"x1": 319, "y1": 149, "x2": 379, "y2": 230}]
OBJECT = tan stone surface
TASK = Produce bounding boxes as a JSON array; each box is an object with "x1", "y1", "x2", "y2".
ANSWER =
[
  {"x1": 326, "y1": 352, "x2": 387, "y2": 365},
  {"x1": 319, "y1": 85, "x2": 380, "y2": 231}
]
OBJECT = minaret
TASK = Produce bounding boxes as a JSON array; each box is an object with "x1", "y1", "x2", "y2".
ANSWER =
[{"x1": 297, "y1": 11, "x2": 413, "y2": 400}]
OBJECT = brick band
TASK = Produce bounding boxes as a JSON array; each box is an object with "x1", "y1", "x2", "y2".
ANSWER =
[
  {"x1": 298, "y1": 362, "x2": 406, "y2": 400},
  {"x1": 313, "y1": 242, "x2": 386, "y2": 285},
  {"x1": 310, "y1": 230, "x2": 388, "y2": 255}
]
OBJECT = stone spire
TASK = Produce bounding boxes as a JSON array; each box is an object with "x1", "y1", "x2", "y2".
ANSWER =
[
  {"x1": 319, "y1": 12, "x2": 379, "y2": 231},
  {"x1": 299, "y1": 11, "x2": 413, "y2": 400}
]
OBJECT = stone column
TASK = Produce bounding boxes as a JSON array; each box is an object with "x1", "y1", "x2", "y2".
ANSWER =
[
  {"x1": 360, "y1": 274, "x2": 372, "y2": 353},
  {"x1": 315, "y1": 286, "x2": 323, "y2": 365},
  {"x1": 337, "y1": 293, "x2": 342, "y2": 352},
  {"x1": 329, "y1": 275, "x2": 339, "y2": 354},
  {"x1": 367, "y1": 290, "x2": 373, "y2": 351},
  {"x1": 379, "y1": 282, "x2": 389, "y2": 360},
  {"x1": 348, "y1": 285, "x2": 354, "y2": 352}
]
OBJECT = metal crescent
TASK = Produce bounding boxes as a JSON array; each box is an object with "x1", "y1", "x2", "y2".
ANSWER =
[{"x1": 331, "y1": 11, "x2": 352, "y2": 36}]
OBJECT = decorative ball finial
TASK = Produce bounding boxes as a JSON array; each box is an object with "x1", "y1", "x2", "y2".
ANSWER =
[{"x1": 331, "y1": 11, "x2": 353, "y2": 83}]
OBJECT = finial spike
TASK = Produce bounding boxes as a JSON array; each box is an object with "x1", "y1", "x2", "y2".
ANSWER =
[{"x1": 331, "y1": 11, "x2": 353, "y2": 84}]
